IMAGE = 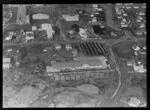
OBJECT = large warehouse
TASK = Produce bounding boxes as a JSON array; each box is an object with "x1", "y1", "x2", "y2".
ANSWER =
[{"x1": 46, "y1": 56, "x2": 108, "y2": 72}]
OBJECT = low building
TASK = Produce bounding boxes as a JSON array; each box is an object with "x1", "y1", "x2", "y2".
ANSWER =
[
  {"x1": 139, "y1": 23, "x2": 145, "y2": 28},
  {"x1": 143, "y1": 46, "x2": 146, "y2": 50},
  {"x1": 3, "y1": 57, "x2": 11, "y2": 69},
  {"x1": 5, "y1": 35, "x2": 12, "y2": 41},
  {"x1": 79, "y1": 28, "x2": 87, "y2": 39},
  {"x1": 127, "y1": 96, "x2": 141, "y2": 107},
  {"x1": 125, "y1": 6, "x2": 132, "y2": 9},
  {"x1": 139, "y1": 12, "x2": 145, "y2": 16},
  {"x1": 133, "y1": 5, "x2": 139, "y2": 9},
  {"x1": 92, "y1": 17, "x2": 97, "y2": 23},
  {"x1": 132, "y1": 44, "x2": 140, "y2": 51},
  {"x1": 136, "y1": 31, "x2": 143, "y2": 36},
  {"x1": 32, "y1": 13, "x2": 49, "y2": 20},
  {"x1": 25, "y1": 31, "x2": 34, "y2": 42},
  {"x1": 110, "y1": 32, "x2": 117, "y2": 37},
  {"x1": 139, "y1": 49, "x2": 146, "y2": 55},
  {"x1": 32, "y1": 26, "x2": 37, "y2": 31},
  {"x1": 55, "y1": 44, "x2": 61, "y2": 50},
  {"x1": 41, "y1": 24, "x2": 55, "y2": 39},
  {"x1": 92, "y1": 4, "x2": 98, "y2": 8},
  {"x1": 133, "y1": 64, "x2": 146, "y2": 73},
  {"x1": 127, "y1": 60, "x2": 135, "y2": 66},
  {"x1": 62, "y1": 14, "x2": 79, "y2": 21}
]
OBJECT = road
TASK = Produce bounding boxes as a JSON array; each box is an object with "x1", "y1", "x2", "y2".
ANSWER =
[
  {"x1": 3, "y1": 38, "x2": 117, "y2": 47},
  {"x1": 109, "y1": 47, "x2": 121, "y2": 99}
]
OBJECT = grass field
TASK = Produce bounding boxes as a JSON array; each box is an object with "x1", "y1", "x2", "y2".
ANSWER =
[{"x1": 112, "y1": 40, "x2": 135, "y2": 59}]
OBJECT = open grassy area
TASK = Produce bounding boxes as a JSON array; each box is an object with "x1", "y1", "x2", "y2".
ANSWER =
[{"x1": 112, "y1": 40, "x2": 135, "y2": 59}]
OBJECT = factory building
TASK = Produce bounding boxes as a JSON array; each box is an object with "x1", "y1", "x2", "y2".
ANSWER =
[
  {"x1": 46, "y1": 56, "x2": 108, "y2": 73},
  {"x1": 41, "y1": 24, "x2": 55, "y2": 39}
]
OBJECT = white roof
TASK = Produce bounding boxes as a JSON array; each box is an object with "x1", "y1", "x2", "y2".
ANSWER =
[
  {"x1": 32, "y1": 13, "x2": 49, "y2": 19},
  {"x1": 128, "y1": 97, "x2": 141, "y2": 107},
  {"x1": 92, "y1": 4, "x2": 98, "y2": 7},
  {"x1": 140, "y1": 23, "x2": 145, "y2": 28},
  {"x1": 3, "y1": 58, "x2": 11, "y2": 63},
  {"x1": 143, "y1": 46, "x2": 146, "y2": 49},
  {"x1": 117, "y1": 16, "x2": 123, "y2": 19},
  {"x1": 62, "y1": 14, "x2": 79, "y2": 21},
  {"x1": 62, "y1": 14, "x2": 79, "y2": 17},
  {"x1": 133, "y1": 64, "x2": 146, "y2": 73},
  {"x1": 123, "y1": 13, "x2": 127, "y2": 16},
  {"x1": 133, "y1": 5, "x2": 139, "y2": 8},
  {"x1": 46, "y1": 66, "x2": 60, "y2": 72},
  {"x1": 127, "y1": 60, "x2": 135, "y2": 66},
  {"x1": 142, "y1": 5, "x2": 146, "y2": 8},
  {"x1": 26, "y1": 31, "x2": 34, "y2": 34},
  {"x1": 3, "y1": 63, "x2": 10, "y2": 69},
  {"x1": 121, "y1": 24, "x2": 128, "y2": 27},
  {"x1": 132, "y1": 45, "x2": 140, "y2": 51}
]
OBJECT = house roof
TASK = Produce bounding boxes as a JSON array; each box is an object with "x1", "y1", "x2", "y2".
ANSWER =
[
  {"x1": 3, "y1": 58, "x2": 11, "y2": 63},
  {"x1": 127, "y1": 60, "x2": 135, "y2": 65},
  {"x1": 3, "y1": 63, "x2": 10, "y2": 68},
  {"x1": 46, "y1": 66, "x2": 60, "y2": 72},
  {"x1": 32, "y1": 13, "x2": 49, "y2": 19}
]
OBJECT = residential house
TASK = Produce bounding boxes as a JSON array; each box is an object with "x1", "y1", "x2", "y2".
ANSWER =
[
  {"x1": 55, "y1": 44, "x2": 61, "y2": 50},
  {"x1": 25, "y1": 31, "x2": 34, "y2": 42},
  {"x1": 79, "y1": 28, "x2": 87, "y2": 39},
  {"x1": 3, "y1": 57, "x2": 11, "y2": 69},
  {"x1": 133, "y1": 64, "x2": 146, "y2": 73},
  {"x1": 41, "y1": 24, "x2": 55, "y2": 39},
  {"x1": 132, "y1": 44, "x2": 140, "y2": 51}
]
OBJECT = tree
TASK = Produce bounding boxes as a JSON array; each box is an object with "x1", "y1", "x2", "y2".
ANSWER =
[{"x1": 72, "y1": 24, "x2": 79, "y2": 33}]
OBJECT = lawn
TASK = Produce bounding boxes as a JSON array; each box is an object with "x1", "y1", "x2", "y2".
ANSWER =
[
  {"x1": 4, "y1": 24, "x2": 32, "y2": 33},
  {"x1": 112, "y1": 40, "x2": 135, "y2": 59}
]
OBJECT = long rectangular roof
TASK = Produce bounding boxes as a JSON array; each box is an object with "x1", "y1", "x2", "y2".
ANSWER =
[
  {"x1": 52, "y1": 56, "x2": 107, "y2": 69},
  {"x1": 3, "y1": 58, "x2": 11, "y2": 63}
]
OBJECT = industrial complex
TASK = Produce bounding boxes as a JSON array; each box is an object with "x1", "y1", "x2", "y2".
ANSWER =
[{"x1": 3, "y1": 4, "x2": 146, "y2": 108}]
